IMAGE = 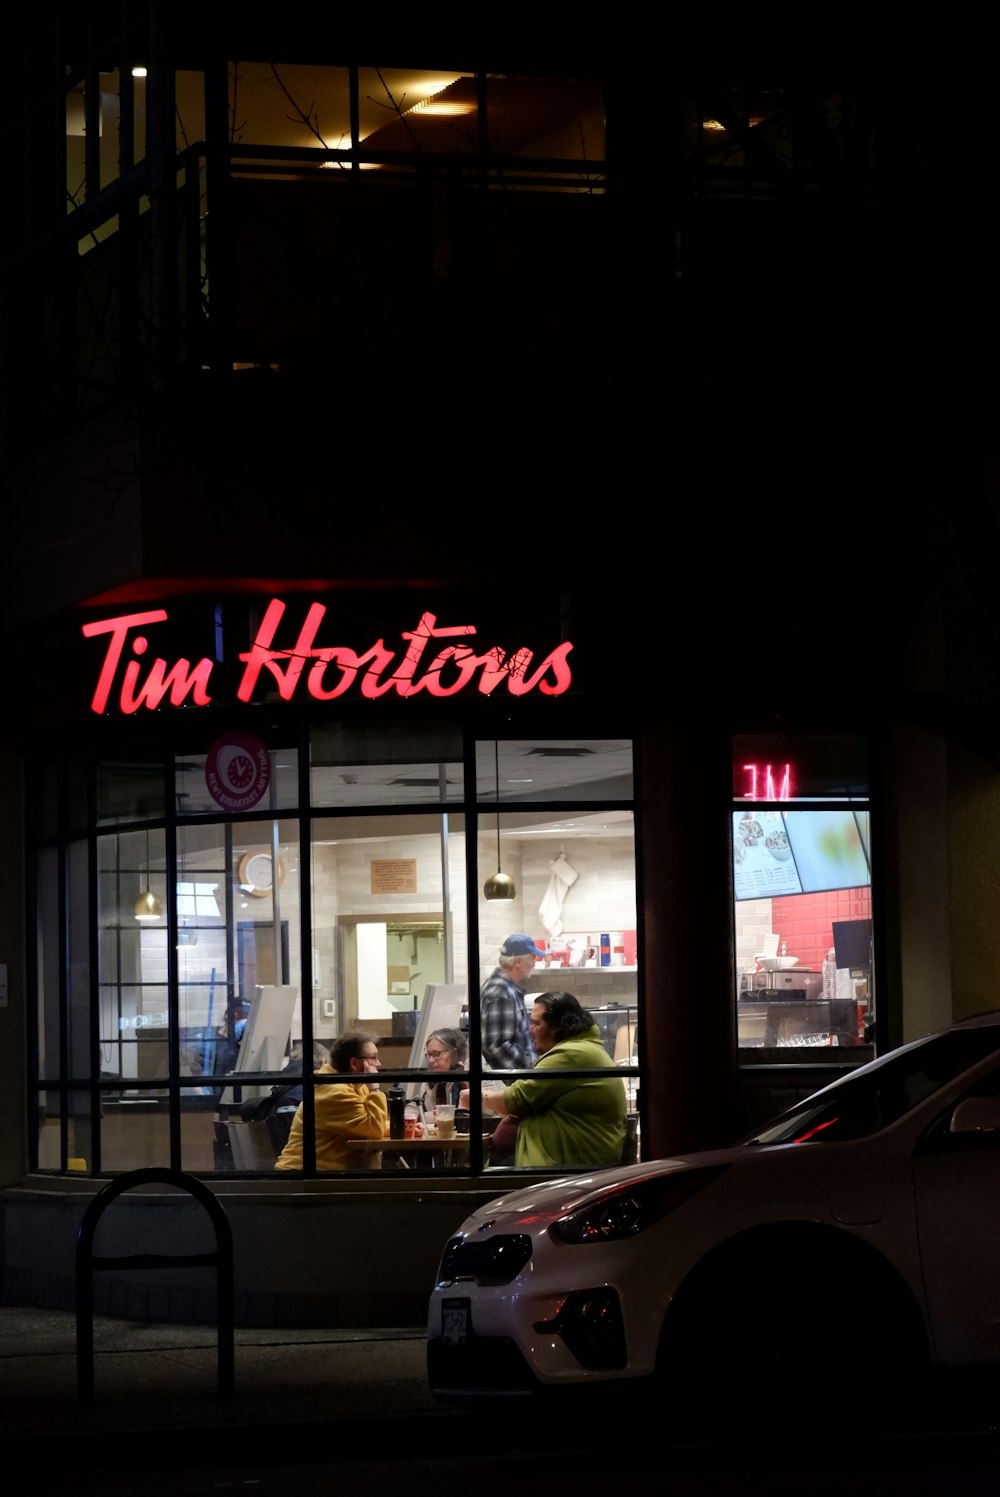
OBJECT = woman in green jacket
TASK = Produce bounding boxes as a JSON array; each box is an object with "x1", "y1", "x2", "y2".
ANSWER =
[{"x1": 482, "y1": 991, "x2": 626, "y2": 1169}]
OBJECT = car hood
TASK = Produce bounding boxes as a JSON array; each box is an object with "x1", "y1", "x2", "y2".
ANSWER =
[{"x1": 462, "y1": 1147, "x2": 747, "y2": 1227}]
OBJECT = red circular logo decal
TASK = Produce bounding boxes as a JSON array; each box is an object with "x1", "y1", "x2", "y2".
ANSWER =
[{"x1": 205, "y1": 731, "x2": 272, "y2": 811}]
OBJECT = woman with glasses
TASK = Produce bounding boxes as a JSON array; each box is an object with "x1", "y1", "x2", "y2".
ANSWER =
[{"x1": 421, "y1": 1028, "x2": 469, "y2": 1114}]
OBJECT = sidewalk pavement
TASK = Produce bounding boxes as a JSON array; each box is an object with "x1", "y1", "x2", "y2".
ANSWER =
[{"x1": 0, "y1": 1304, "x2": 455, "y2": 1469}]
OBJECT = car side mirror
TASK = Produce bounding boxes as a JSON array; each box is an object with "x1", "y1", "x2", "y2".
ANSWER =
[{"x1": 949, "y1": 1096, "x2": 1000, "y2": 1135}]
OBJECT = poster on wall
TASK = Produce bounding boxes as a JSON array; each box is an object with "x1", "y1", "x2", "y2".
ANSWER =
[
  {"x1": 371, "y1": 859, "x2": 417, "y2": 894},
  {"x1": 733, "y1": 808, "x2": 871, "y2": 901}
]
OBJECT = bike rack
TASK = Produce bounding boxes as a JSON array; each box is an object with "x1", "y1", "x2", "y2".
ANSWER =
[{"x1": 75, "y1": 1166, "x2": 235, "y2": 1403}]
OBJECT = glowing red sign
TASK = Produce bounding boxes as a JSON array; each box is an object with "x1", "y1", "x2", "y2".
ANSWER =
[
  {"x1": 82, "y1": 602, "x2": 574, "y2": 715},
  {"x1": 738, "y1": 762, "x2": 793, "y2": 800}
]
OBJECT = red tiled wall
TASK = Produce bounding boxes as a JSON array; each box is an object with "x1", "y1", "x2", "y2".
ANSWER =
[{"x1": 771, "y1": 889, "x2": 873, "y2": 970}]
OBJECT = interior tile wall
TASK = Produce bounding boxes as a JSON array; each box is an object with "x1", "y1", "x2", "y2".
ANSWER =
[{"x1": 735, "y1": 888, "x2": 873, "y2": 976}]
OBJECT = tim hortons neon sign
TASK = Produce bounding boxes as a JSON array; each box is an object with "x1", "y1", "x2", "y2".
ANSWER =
[{"x1": 82, "y1": 600, "x2": 575, "y2": 715}]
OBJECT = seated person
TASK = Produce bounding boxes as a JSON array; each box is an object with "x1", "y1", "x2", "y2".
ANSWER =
[
  {"x1": 474, "y1": 992, "x2": 626, "y2": 1169},
  {"x1": 421, "y1": 1027, "x2": 469, "y2": 1115},
  {"x1": 240, "y1": 1040, "x2": 329, "y2": 1151},
  {"x1": 213, "y1": 998, "x2": 251, "y2": 1078},
  {"x1": 275, "y1": 1031, "x2": 387, "y2": 1171}
]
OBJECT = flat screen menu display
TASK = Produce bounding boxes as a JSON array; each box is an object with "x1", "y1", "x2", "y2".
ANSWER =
[{"x1": 733, "y1": 809, "x2": 870, "y2": 901}]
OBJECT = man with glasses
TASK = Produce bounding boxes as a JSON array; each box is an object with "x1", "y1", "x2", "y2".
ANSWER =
[{"x1": 275, "y1": 1031, "x2": 388, "y2": 1171}]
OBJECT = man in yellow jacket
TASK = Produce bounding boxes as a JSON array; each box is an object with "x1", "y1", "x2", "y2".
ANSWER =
[{"x1": 275, "y1": 1031, "x2": 388, "y2": 1171}]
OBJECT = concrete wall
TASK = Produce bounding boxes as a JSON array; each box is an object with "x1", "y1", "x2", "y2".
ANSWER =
[{"x1": 2, "y1": 1176, "x2": 507, "y2": 1327}]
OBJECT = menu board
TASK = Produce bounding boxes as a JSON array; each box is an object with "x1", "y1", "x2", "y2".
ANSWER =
[
  {"x1": 733, "y1": 808, "x2": 871, "y2": 901},
  {"x1": 733, "y1": 812, "x2": 802, "y2": 899}
]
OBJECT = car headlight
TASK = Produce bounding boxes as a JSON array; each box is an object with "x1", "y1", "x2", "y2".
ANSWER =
[{"x1": 549, "y1": 1163, "x2": 729, "y2": 1244}]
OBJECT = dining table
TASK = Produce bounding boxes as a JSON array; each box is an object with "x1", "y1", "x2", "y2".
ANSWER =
[{"x1": 345, "y1": 1133, "x2": 490, "y2": 1170}]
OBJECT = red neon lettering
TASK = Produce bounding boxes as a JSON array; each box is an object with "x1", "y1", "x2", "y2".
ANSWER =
[
  {"x1": 306, "y1": 647, "x2": 366, "y2": 700},
  {"x1": 507, "y1": 641, "x2": 575, "y2": 696},
  {"x1": 82, "y1": 611, "x2": 213, "y2": 715},
  {"x1": 237, "y1": 599, "x2": 326, "y2": 701},
  {"x1": 85, "y1": 601, "x2": 575, "y2": 713},
  {"x1": 405, "y1": 645, "x2": 482, "y2": 697},
  {"x1": 119, "y1": 653, "x2": 214, "y2": 714},
  {"x1": 740, "y1": 762, "x2": 793, "y2": 800},
  {"x1": 765, "y1": 763, "x2": 792, "y2": 800},
  {"x1": 359, "y1": 614, "x2": 477, "y2": 698},
  {"x1": 83, "y1": 610, "x2": 169, "y2": 713}
]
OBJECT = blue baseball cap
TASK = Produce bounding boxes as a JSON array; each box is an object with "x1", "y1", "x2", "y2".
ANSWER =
[{"x1": 501, "y1": 933, "x2": 546, "y2": 958}]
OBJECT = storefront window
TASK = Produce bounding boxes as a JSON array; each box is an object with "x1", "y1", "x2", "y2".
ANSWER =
[
  {"x1": 733, "y1": 733, "x2": 873, "y2": 1059},
  {"x1": 472, "y1": 739, "x2": 638, "y2": 1171},
  {"x1": 29, "y1": 729, "x2": 640, "y2": 1176}
]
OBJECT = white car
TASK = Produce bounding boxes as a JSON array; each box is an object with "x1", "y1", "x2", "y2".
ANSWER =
[{"x1": 427, "y1": 1011, "x2": 1000, "y2": 1426}]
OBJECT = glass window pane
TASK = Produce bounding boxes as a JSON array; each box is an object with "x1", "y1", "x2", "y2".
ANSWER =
[
  {"x1": 67, "y1": 839, "x2": 91, "y2": 1082},
  {"x1": 32, "y1": 755, "x2": 89, "y2": 840},
  {"x1": 36, "y1": 847, "x2": 61, "y2": 1084},
  {"x1": 359, "y1": 68, "x2": 476, "y2": 156},
  {"x1": 476, "y1": 808, "x2": 637, "y2": 1168},
  {"x1": 99, "y1": 1100, "x2": 171, "y2": 1170},
  {"x1": 484, "y1": 74, "x2": 605, "y2": 175},
  {"x1": 213, "y1": 821, "x2": 302, "y2": 1100},
  {"x1": 96, "y1": 829, "x2": 168, "y2": 1096},
  {"x1": 311, "y1": 721, "x2": 463, "y2": 807},
  {"x1": 34, "y1": 1087, "x2": 68, "y2": 1170},
  {"x1": 175, "y1": 742, "x2": 298, "y2": 815},
  {"x1": 734, "y1": 734, "x2": 873, "y2": 1057},
  {"x1": 96, "y1": 753, "x2": 165, "y2": 825},
  {"x1": 303, "y1": 810, "x2": 468, "y2": 1170},
  {"x1": 477, "y1": 739, "x2": 633, "y2": 803},
  {"x1": 177, "y1": 824, "x2": 229, "y2": 1095},
  {"x1": 65, "y1": 82, "x2": 88, "y2": 213},
  {"x1": 732, "y1": 732, "x2": 869, "y2": 801},
  {"x1": 229, "y1": 62, "x2": 351, "y2": 155}
]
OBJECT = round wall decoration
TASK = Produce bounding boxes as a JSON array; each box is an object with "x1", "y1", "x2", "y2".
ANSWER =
[
  {"x1": 238, "y1": 850, "x2": 286, "y2": 897},
  {"x1": 205, "y1": 731, "x2": 271, "y2": 811}
]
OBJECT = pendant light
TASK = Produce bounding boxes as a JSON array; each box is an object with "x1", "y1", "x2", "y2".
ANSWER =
[
  {"x1": 483, "y1": 742, "x2": 516, "y2": 901},
  {"x1": 134, "y1": 829, "x2": 164, "y2": 922}
]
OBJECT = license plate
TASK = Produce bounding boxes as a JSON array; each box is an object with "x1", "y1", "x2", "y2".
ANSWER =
[{"x1": 441, "y1": 1297, "x2": 470, "y2": 1346}]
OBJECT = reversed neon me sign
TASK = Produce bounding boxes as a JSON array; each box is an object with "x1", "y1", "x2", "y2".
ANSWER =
[
  {"x1": 738, "y1": 762, "x2": 793, "y2": 800},
  {"x1": 82, "y1": 601, "x2": 575, "y2": 715}
]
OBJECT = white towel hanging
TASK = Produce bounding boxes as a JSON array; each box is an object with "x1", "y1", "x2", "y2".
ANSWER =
[{"x1": 538, "y1": 852, "x2": 579, "y2": 938}]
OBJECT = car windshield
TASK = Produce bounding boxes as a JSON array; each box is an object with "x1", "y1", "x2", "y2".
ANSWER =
[{"x1": 745, "y1": 1024, "x2": 1000, "y2": 1146}]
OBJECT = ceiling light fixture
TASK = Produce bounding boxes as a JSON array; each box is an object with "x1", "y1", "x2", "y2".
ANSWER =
[
  {"x1": 484, "y1": 742, "x2": 516, "y2": 902},
  {"x1": 134, "y1": 829, "x2": 164, "y2": 922}
]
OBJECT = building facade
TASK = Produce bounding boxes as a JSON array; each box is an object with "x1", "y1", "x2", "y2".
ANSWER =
[{"x1": 0, "y1": 6, "x2": 996, "y2": 1326}]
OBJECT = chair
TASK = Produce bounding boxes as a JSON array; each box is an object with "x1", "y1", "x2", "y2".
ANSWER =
[
  {"x1": 265, "y1": 1109, "x2": 296, "y2": 1155},
  {"x1": 621, "y1": 1113, "x2": 639, "y2": 1165},
  {"x1": 226, "y1": 1120, "x2": 278, "y2": 1169}
]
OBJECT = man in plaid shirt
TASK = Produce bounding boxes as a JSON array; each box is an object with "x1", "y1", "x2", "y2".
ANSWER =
[{"x1": 480, "y1": 933, "x2": 545, "y2": 1070}]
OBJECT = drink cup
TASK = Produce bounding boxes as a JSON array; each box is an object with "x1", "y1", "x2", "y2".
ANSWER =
[{"x1": 435, "y1": 1104, "x2": 456, "y2": 1139}]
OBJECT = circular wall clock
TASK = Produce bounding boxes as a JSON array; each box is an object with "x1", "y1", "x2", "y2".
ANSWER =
[{"x1": 238, "y1": 850, "x2": 285, "y2": 897}]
